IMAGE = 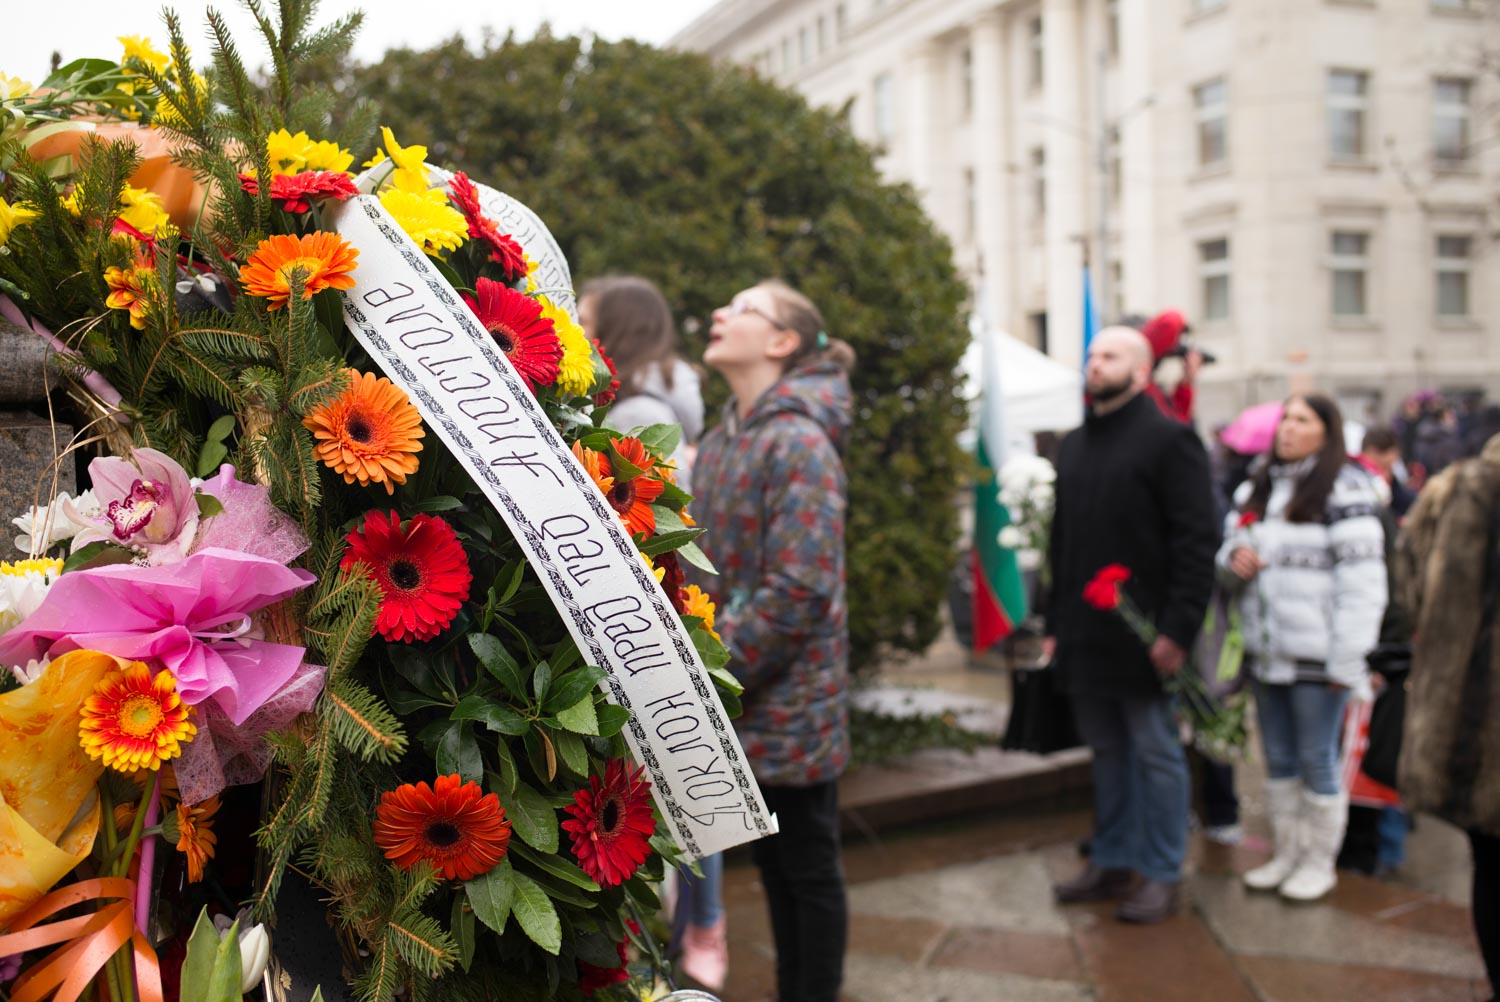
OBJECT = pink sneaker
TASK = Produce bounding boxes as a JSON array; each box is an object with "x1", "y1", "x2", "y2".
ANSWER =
[{"x1": 678, "y1": 917, "x2": 728, "y2": 991}]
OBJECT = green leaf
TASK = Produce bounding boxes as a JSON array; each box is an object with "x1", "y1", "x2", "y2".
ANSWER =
[
  {"x1": 510, "y1": 871, "x2": 562, "y2": 955},
  {"x1": 437, "y1": 721, "x2": 483, "y2": 782},
  {"x1": 450, "y1": 695, "x2": 531, "y2": 735},
  {"x1": 388, "y1": 645, "x2": 444, "y2": 699},
  {"x1": 502, "y1": 780, "x2": 559, "y2": 853},
  {"x1": 553, "y1": 729, "x2": 587, "y2": 777},
  {"x1": 555, "y1": 695, "x2": 599, "y2": 735},
  {"x1": 465, "y1": 858, "x2": 515, "y2": 936},
  {"x1": 606, "y1": 440, "x2": 646, "y2": 480},
  {"x1": 195, "y1": 414, "x2": 236, "y2": 478},
  {"x1": 595, "y1": 704, "x2": 632, "y2": 738},
  {"x1": 452, "y1": 893, "x2": 476, "y2": 972},
  {"x1": 469, "y1": 633, "x2": 526, "y2": 698},
  {"x1": 637, "y1": 527, "x2": 707, "y2": 557},
  {"x1": 542, "y1": 665, "x2": 606, "y2": 714},
  {"x1": 60, "y1": 539, "x2": 127, "y2": 573},
  {"x1": 178, "y1": 908, "x2": 224, "y2": 1002},
  {"x1": 649, "y1": 505, "x2": 689, "y2": 535},
  {"x1": 509, "y1": 842, "x2": 600, "y2": 892},
  {"x1": 491, "y1": 742, "x2": 518, "y2": 796},
  {"x1": 634, "y1": 423, "x2": 682, "y2": 458},
  {"x1": 193, "y1": 491, "x2": 226, "y2": 520},
  {"x1": 416, "y1": 495, "x2": 464, "y2": 512},
  {"x1": 532, "y1": 660, "x2": 552, "y2": 704},
  {"x1": 674, "y1": 539, "x2": 717, "y2": 574}
]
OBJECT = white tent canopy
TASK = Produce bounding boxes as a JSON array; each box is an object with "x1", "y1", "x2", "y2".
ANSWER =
[{"x1": 961, "y1": 329, "x2": 1083, "y2": 452}]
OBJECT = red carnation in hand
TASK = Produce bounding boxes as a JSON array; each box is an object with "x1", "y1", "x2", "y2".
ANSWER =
[
  {"x1": 1082, "y1": 564, "x2": 1132, "y2": 611},
  {"x1": 562, "y1": 759, "x2": 656, "y2": 888},
  {"x1": 342, "y1": 510, "x2": 473, "y2": 642},
  {"x1": 239, "y1": 170, "x2": 359, "y2": 213},
  {"x1": 1237, "y1": 510, "x2": 1260, "y2": 529}
]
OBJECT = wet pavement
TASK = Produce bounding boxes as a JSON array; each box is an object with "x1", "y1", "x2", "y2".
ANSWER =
[{"x1": 708, "y1": 631, "x2": 1490, "y2": 1002}]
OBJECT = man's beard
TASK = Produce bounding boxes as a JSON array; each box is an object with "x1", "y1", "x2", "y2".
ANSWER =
[{"x1": 1088, "y1": 374, "x2": 1133, "y2": 404}]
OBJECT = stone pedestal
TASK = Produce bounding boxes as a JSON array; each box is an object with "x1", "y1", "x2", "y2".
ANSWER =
[
  {"x1": 0, "y1": 320, "x2": 59, "y2": 405},
  {"x1": 0, "y1": 412, "x2": 75, "y2": 542}
]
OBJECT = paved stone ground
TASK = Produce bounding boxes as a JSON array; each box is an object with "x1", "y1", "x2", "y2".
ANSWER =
[
  {"x1": 706, "y1": 628, "x2": 1490, "y2": 1002},
  {"x1": 714, "y1": 801, "x2": 1487, "y2": 1002}
]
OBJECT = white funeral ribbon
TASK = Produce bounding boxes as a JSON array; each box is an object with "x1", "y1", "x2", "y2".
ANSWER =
[{"x1": 330, "y1": 194, "x2": 776, "y2": 857}]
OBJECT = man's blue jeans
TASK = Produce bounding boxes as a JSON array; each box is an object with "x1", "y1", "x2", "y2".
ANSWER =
[
  {"x1": 1253, "y1": 681, "x2": 1349, "y2": 796},
  {"x1": 1072, "y1": 693, "x2": 1190, "y2": 883}
]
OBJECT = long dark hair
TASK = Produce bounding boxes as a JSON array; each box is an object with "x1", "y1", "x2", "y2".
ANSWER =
[
  {"x1": 1245, "y1": 393, "x2": 1346, "y2": 524},
  {"x1": 581, "y1": 275, "x2": 679, "y2": 394}
]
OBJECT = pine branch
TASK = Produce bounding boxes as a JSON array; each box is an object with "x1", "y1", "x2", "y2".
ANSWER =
[
  {"x1": 325, "y1": 679, "x2": 407, "y2": 763},
  {"x1": 386, "y1": 915, "x2": 457, "y2": 978}
]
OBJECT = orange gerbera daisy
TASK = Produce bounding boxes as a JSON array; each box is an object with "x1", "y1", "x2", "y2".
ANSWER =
[
  {"x1": 572, "y1": 440, "x2": 615, "y2": 496},
  {"x1": 79, "y1": 662, "x2": 195, "y2": 773},
  {"x1": 680, "y1": 584, "x2": 720, "y2": 641},
  {"x1": 373, "y1": 774, "x2": 511, "y2": 881},
  {"x1": 601, "y1": 437, "x2": 665, "y2": 537},
  {"x1": 171, "y1": 795, "x2": 219, "y2": 883},
  {"x1": 240, "y1": 231, "x2": 359, "y2": 310},
  {"x1": 302, "y1": 369, "x2": 424, "y2": 494}
]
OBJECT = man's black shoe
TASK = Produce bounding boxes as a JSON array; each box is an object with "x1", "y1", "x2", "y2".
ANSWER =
[
  {"x1": 1115, "y1": 878, "x2": 1180, "y2": 923},
  {"x1": 1053, "y1": 864, "x2": 1134, "y2": 904}
]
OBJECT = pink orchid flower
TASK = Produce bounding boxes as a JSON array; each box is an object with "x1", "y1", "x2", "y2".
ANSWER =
[{"x1": 71, "y1": 447, "x2": 200, "y2": 564}]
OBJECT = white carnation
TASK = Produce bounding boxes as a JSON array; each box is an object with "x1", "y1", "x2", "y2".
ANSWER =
[
  {"x1": 0, "y1": 558, "x2": 63, "y2": 636},
  {"x1": 997, "y1": 526, "x2": 1027, "y2": 549},
  {"x1": 13, "y1": 490, "x2": 101, "y2": 555}
]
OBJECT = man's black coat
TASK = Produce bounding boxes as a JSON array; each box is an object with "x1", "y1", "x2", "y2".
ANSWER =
[{"x1": 1046, "y1": 391, "x2": 1219, "y2": 697}]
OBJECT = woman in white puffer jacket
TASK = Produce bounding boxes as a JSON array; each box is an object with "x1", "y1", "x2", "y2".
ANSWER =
[{"x1": 1217, "y1": 394, "x2": 1387, "y2": 902}]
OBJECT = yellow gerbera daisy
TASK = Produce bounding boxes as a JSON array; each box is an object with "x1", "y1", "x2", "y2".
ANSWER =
[
  {"x1": 0, "y1": 197, "x2": 39, "y2": 246},
  {"x1": 378, "y1": 187, "x2": 466, "y2": 257},
  {"x1": 681, "y1": 585, "x2": 720, "y2": 641},
  {"x1": 79, "y1": 662, "x2": 196, "y2": 773},
  {"x1": 543, "y1": 296, "x2": 596, "y2": 396},
  {"x1": 266, "y1": 128, "x2": 311, "y2": 176},
  {"x1": 118, "y1": 35, "x2": 171, "y2": 73}
]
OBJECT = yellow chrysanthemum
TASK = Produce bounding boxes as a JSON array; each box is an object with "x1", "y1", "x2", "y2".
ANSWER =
[
  {"x1": 266, "y1": 128, "x2": 311, "y2": 176},
  {"x1": 378, "y1": 187, "x2": 466, "y2": 257},
  {"x1": 79, "y1": 662, "x2": 195, "y2": 773},
  {"x1": 118, "y1": 35, "x2": 171, "y2": 73},
  {"x1": 378, "y1": 126, "x2": 430, "y2": 193},
  {"x1": 303, "y1": 138, "x2": 354, "y2": 173},
  {"x1": 543, "y1": 296, "x2": 596, "y2": 396},
  {"x1": 681, "y1": 585, "x2": 720, "y2": 641},
  {"x1": 118, "y1": 184, "x2": 172, "y2": 236},
  {"x1": 0, "y1": 73, "x2": 33, "y2": 100},
  {"x1": 0, "y1": 197, "x2": 39, "y2": 246}
]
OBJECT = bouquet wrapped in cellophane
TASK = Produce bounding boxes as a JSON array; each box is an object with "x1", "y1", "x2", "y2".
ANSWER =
[{"x1": 0, "y1": 5, "x2": 755, "y2": 1000}]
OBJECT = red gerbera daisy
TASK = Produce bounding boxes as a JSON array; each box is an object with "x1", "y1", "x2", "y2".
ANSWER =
[
  {"x1": 449, "y1": 172, "x2": 529, "y2": 279},
  {"x1": 462, "y1": 278, "x2": 563, "y2": 391},
  {"x1": 240, "y1": 170, "x2": 360, "y2": 214},
  {"x1": 373, "y1": 773, "x2": 512, "y2": 881},
  {"x1": 342, "y1": 510, "x2": 473, "y2": 643},
  {"x1": 561, "y1": 759, "x2": 656, "y2": 888},
  {"x1": 592, "y1": 338, "x2": 621, "y2": 408}
]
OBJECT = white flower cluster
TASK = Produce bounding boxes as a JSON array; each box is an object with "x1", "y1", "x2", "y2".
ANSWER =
[
  {"x1": 995, "y1": 455, "x2": 1057, "y2": 561},
  {"x1": 12, "y1": 489, "x2": 102, "y2": 556}
]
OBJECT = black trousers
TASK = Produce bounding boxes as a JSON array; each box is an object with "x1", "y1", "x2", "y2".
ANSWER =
[
  {"x1": 750, "y1": 781, "x2": 849, "y2": 1002},
  {"x1": 1472, "y1": 829, "x2": 1500, "y2": 999}
]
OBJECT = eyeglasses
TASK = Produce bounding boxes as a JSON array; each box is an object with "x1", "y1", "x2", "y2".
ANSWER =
[{"x1": 722, "y1": 299, "x2": 786, "y2": 328}]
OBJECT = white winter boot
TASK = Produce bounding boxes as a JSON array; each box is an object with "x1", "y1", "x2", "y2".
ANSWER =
[
  {"x1": 1279, "y1": 788, "x2": 1347, "y2": 902},
  {"x1": 1243, "y1": 778, "x2": 1303, "y2": 891}
]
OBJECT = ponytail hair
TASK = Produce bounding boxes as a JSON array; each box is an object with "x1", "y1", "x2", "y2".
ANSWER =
[{"x1": 756, "y1": 279, "x2": 857, "y2": 372}]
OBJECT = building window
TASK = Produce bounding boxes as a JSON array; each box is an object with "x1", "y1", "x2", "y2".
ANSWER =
[
  {"x1": 1029, "y1": 311, "x2": 1049, "y2": 355},
  {"x1": 963, "y1": 167, "x2": 977, "y2": 240},
  {"x1": 960, "y1": 47, "x2": 973, "y2": 118},
  {"x1": 1434, "y1": 78, "x2": 1472, "y2": 165},
  {"x1": 1030, "y1": 147, "x2": 1046, "y2": 222},
  {"x1": 1109, "y1": 259, "x2": 1124, "y2": 318},
  {"x1": 1327, "y1": 70, "x2": 1369, "y2": 161},
  {"x1": 836, "y1": 3, "x2": 847, "y2": 39},
  {"x1": 873, "y1": 72, "x2": 895, "y2": 142},
  {"x1": 818, "y1": 16, "x2": 827, "y2": 53},
  {"x1": 1199, "y1": 238, "x2": 1231, "y2": 321},
  {"x1": 781, "y1": 38, "x2": 791, "y2": 74},
  {"x1": 799, "y1": 27, "x2": 810, "y2": 66},
  {"x1": 1028, "y1": 17, "x2": 1044, "y2": 89},
  {"x1": 1108, "y1": 0, "x2": 1121, "y2": 57},
  {"x1": 1192, "y1": 0, "x2": 1228, "y2": 13},
  {"x1": 1194, "y1": 78, "x2": 1229, "y2": 167},
  {"x1": 1436, "y1": 235, "x2": 1473, "y2": 317},
  {"x1": 1329, "y1": 231, "x2": 1370, "y2": 318},
  {"x1": 1431, "y1": 0, "x2": 1474, "y2": 10}
]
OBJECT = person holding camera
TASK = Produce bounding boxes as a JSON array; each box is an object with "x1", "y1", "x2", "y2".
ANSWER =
[{"x1": 1140, "y1": 309, "x2": 1205, "y2": 426}]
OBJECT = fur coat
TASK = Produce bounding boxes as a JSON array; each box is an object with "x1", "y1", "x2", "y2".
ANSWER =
[{"x1": 1397, "y1": 434, "x2": 1500, "y2": 835}]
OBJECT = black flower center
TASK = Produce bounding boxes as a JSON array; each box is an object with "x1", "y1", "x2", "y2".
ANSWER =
[
  {"x1": 610, "y1": 482, "x2": 634, "y2": 509},
  {"x1": 425, "y1": 821, "x2": 461, "y2": 847},
  {"x1": 601, "y1": 797, "x2": 621, "y2": 835},
  {"x1": 346, "y1": 414, "x2": 373, "y2": 443},
  {"x1": 490, "y1": 326, "x2": 516, "y2": 355},
  {"x1": 390, "y1": 559, "x2": 422, "y2": 590}
]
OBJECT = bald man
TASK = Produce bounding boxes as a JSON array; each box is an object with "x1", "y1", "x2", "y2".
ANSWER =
[{"x1": 1045, "y1": 326, "x2": 1218, "y2": 923}]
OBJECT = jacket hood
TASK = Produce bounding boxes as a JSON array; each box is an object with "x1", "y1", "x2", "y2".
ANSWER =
[
  {"x1": 731, "y1": 361, "x2": 853, "y2": 453},
  {"x1": 629, "y1": 359, "x2": 705, "y2": 442}
]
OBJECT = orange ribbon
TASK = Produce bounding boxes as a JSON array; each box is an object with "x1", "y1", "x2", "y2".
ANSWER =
[{"x1": 0, "y1": 878, "x2": 162, "y2": 1002}]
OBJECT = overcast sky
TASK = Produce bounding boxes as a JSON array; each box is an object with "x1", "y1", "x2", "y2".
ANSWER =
[{"x1": 2, "y1": 0, "x2": 719, "y2": 83}]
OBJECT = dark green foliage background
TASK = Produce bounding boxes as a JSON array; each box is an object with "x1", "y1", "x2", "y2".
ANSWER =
[{"x1": 341, "y1": 34, "x2": 971, "y2": 672}]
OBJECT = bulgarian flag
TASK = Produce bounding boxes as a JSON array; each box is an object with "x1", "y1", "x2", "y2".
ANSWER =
[{"x1": 971, "y1": 309, "x2": 1029, "y2": 651}]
